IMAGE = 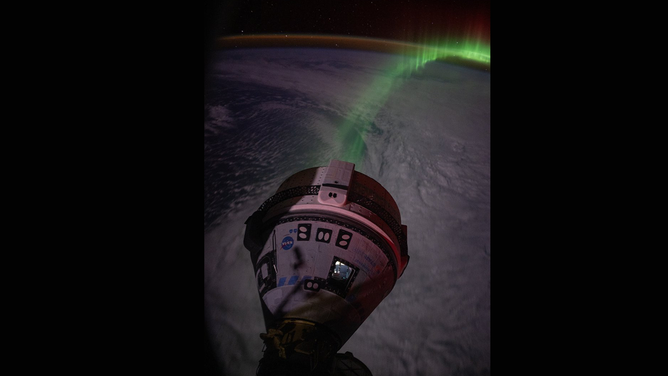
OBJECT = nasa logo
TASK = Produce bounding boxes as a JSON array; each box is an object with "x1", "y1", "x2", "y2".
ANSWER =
[{"x1": 281, "y1": 236, "x2": 294, "y2": 250}]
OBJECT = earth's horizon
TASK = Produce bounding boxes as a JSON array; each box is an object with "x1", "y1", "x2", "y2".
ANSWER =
[{"x1": 215, "y1": 34, "x2": 491, "y2": 72}]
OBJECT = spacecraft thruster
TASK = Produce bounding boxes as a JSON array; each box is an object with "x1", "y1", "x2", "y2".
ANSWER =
[{"x1": 244, "y1": 160, "x2": 409, "y2": 375}]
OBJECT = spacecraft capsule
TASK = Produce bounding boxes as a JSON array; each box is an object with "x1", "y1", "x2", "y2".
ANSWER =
[{"x1": 244, "y1": 160, "x2": 409, "y2": 375}]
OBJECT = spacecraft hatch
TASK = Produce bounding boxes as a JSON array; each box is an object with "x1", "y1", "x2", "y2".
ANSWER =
[{"x1": 244, "y1": 160, "x2": 409, "y2": 375}]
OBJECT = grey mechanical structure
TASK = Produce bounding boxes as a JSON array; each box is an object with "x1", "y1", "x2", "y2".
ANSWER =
[{"x1": 244, "y1": 160, "x2": 410, "y2": 376}]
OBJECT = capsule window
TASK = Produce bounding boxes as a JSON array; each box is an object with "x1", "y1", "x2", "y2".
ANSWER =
[
  {"x1": 326, "y1": 257, "x2": 359, "y2": 298},
  {"x1": 255, "y1": 251, "x2": 276, "y2": 298},
  {"x1": 332, "y1": 261, "x2": 352, "y2": 281}
]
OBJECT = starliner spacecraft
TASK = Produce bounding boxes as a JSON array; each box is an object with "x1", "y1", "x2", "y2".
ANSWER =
[{"x1": 244, "y1": 160, "x2": 409, "y2": 375}]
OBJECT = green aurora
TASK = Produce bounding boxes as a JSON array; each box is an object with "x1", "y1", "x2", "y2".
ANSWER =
[
  {"x1": 334, "y1": 37, "x2": 490, "y2": 169},
  {"x1": 216, "y1": 34, "x2": 490, "y2": 170}
]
